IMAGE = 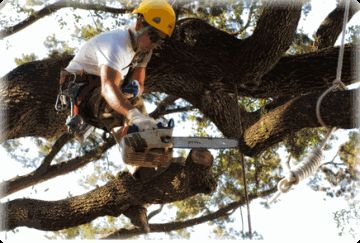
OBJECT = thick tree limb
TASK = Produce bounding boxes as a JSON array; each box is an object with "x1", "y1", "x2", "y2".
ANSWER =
[
  {"x1": 241, "y1": 88, "x2": 359, "y2": 156},
  {"x1": 0, "y1": 138, "x2": 115, "y2": 199},
  {"x1": 1, "y1": 150, "x2": 215, "y2": 231},
  {"x1": 234, "y1": 1, "x2": 303, "y2": 88},
  {"x1": 0, "y1": 0, "x2": 130, "y2": 39},
  {"x1": 315, "y1": 1, "x2": 359, "y2": 49},
  {"x1": 166, "y1": 4, "x2": 303, "y2": 93},
  {"x1": 148, "y1": 20, "x2": 354, "y2": 98},
  {"x1": 0, "y1": 55, "x2": 73, "y2": 143},
  {"x1": 257, "y1": 45, "x2": 354, "y2": 98},
  {"x1": 187, "y1": 90, "x2": 248, "y2": 138},
  {"x1": 104, "y1": 187, "x2": 277, "y2": 239}
]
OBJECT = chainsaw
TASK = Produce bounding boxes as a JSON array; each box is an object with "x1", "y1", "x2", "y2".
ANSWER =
[{"x1": 113, "y1": 119, "x2": 239, "y2": 168}]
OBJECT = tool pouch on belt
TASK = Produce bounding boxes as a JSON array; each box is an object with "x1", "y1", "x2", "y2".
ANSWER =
[
  {"x1": 83, "y1": 87, "x2": 147, "y2": 131},
  {"x1": 58, "y1": 70, "x2": 147, "y2": 132}
]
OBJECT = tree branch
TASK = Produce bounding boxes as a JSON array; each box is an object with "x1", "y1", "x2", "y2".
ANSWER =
[
  {"x1": 315, "y1": 0, "x2": 359, "y2": 49},
  {"x1": 149, "y1": 95, "x2": 179, "y2": 119},
  {"x1": 1, "y1": 150, "x2": 215, "y2": 231},
  {"x1": 0, "y1": 0, "x2": 130, "y2": 39},
  {"x1": 241, "y1": 88, "x2": 359, "y2": 156},
  {"x1": 147, "y1": 205, "x2": 164, "y2": 220},
  {"x1": 255, "y1": 45, "x2": 354, "y2": 98},
  {"x1": 35, "y1": 132, "x2": 74, "y2": 174},
  {"x1": 163, "y1": 106, "x2": 194, "y2": 115},
  {"x1": 235, "y1": 1, "x2": 303, "y2": 88},
  {"x1": 0, "y1": 55, "x2": 73, "y2": 142},
  {"x1": 231, "y1": 2, "x2": 256, "y2": 36},
  {"x1": 149, "y1": 20, "x2": 354, "y2": 100},
  {"x1": 0, "y1": 138, "x2": 115, "y2": 199},
  {"x1": 104, "y1": 187, "x2": 277, "y2": 239}
]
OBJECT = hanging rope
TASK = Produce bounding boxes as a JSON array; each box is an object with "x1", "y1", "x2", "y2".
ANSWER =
[
  {"x1": 268, "y1": 128, "x2": 335, "y2": 203},
  {"x1": 234, "y1": 84, "x2": 252, "y2": 239},
  {"x1": 316, "y1": 0, "x2": 350, "y2": 127},
  {"x1": 269, "y1": 0, "x2": 350, "y2": 204}
]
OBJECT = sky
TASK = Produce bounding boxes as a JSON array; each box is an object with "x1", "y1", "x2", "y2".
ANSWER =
[{"x1": 0, "y1": 0, "x2": 360, "y2": 241}]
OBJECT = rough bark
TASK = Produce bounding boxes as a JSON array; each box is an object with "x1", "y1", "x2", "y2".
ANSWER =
[
  {"x1": 241, "y1": 88, "x2": 359, "y2": 156},
  {"x1": 233, "y1": 0, "x2": 303, "y2": 88},
  {"x1": 104, "y1": 187, "x2": 277, "y2": 239},
  {"x1": 315, "y1": 0, "x2": 359, "y2": 49},
  {"x1": 148, "y1": 21, "x2": 354, "y2": 98},
  {"x1": 1, "y1": 150, "x2": 215, "y2": 231},
  {"x1": 0, "y1": 55, "x2": 73, "y2": 142}
]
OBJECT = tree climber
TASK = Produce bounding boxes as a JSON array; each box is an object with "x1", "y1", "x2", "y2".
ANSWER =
[
  {"x1": 56, "y1": 0, "x2": 175, "y2": 164},
  {"x1": 55, "y1": 0, "x2": 176, "y2": 231},
  {"x1": 61, "y1": 0, "x2": 175, "y2": 128}
]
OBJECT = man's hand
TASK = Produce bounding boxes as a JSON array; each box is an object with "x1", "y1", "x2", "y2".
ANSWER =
[
  {"x1": 121, "y1": 80, "x2": 140, "y2": 99},
  {"x1": 127, "y1": 108, "x2": 157, "y2": 131}
]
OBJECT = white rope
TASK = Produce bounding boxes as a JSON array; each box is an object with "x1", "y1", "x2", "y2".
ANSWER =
[
  {"x1": 268, "y1": 128, "x2": 334, "y2": 204},
  {"x1": 316, "y1": 85, "x2": 342, "y2": 127},
  {"x1": 335, "y1": 0, "x2": 351, "y2": 83},
  {"x1": 316, "y1": 0, "x2": 350, "y2": 127},
  {"x1": 269, "y1": 0, "x2": 350, "y2": 204}
]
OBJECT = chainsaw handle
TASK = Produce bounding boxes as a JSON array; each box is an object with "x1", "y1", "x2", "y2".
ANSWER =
[
  {"x1": 127, "y1": 118, "x2": 174, "y2": 134},
  {"x1": 156, "y1": 118, "x2": 175, "y2": 129}
]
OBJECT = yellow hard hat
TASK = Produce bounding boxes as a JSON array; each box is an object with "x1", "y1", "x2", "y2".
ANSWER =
[{"x1": 133, "y1": 0, "x2": 176, "y2": 37}]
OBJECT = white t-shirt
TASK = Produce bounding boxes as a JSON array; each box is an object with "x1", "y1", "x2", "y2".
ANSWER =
[{"x1": 66, "y1": 29, "x2": 136, "y2": 78}]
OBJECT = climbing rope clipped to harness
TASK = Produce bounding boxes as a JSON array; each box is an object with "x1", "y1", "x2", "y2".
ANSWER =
[{"x1": 268, "y1": 0, "x2": 350, "y2": 204}]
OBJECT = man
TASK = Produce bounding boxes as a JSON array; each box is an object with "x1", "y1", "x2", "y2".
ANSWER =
[
  {"x1": 58, "y1": 0, "x2": 176, "y2": 232},
  {"x1": 63, "y1": 0, "x2": 175, "y2": 132}
]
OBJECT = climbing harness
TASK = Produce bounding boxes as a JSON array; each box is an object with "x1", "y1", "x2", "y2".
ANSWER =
[
  {"x1": 55, "y1": 70, "x2": 94, "y2": 140},
  {"x1": 268, "y1": 0, "x2": 351, "y2": 204}
]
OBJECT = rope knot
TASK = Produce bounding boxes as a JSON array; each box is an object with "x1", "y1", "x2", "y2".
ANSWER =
[
  {"x1": 332, "y1": 79, "x2": 347, "y2": 90},
  {"x1": 277, "y1": 178, "x2": 293, "y2": 193}
]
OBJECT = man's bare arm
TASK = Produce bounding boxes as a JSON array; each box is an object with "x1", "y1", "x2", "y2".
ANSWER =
[{"x1": 100, "y1": 65, "x2": 134, "y2": 117}]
